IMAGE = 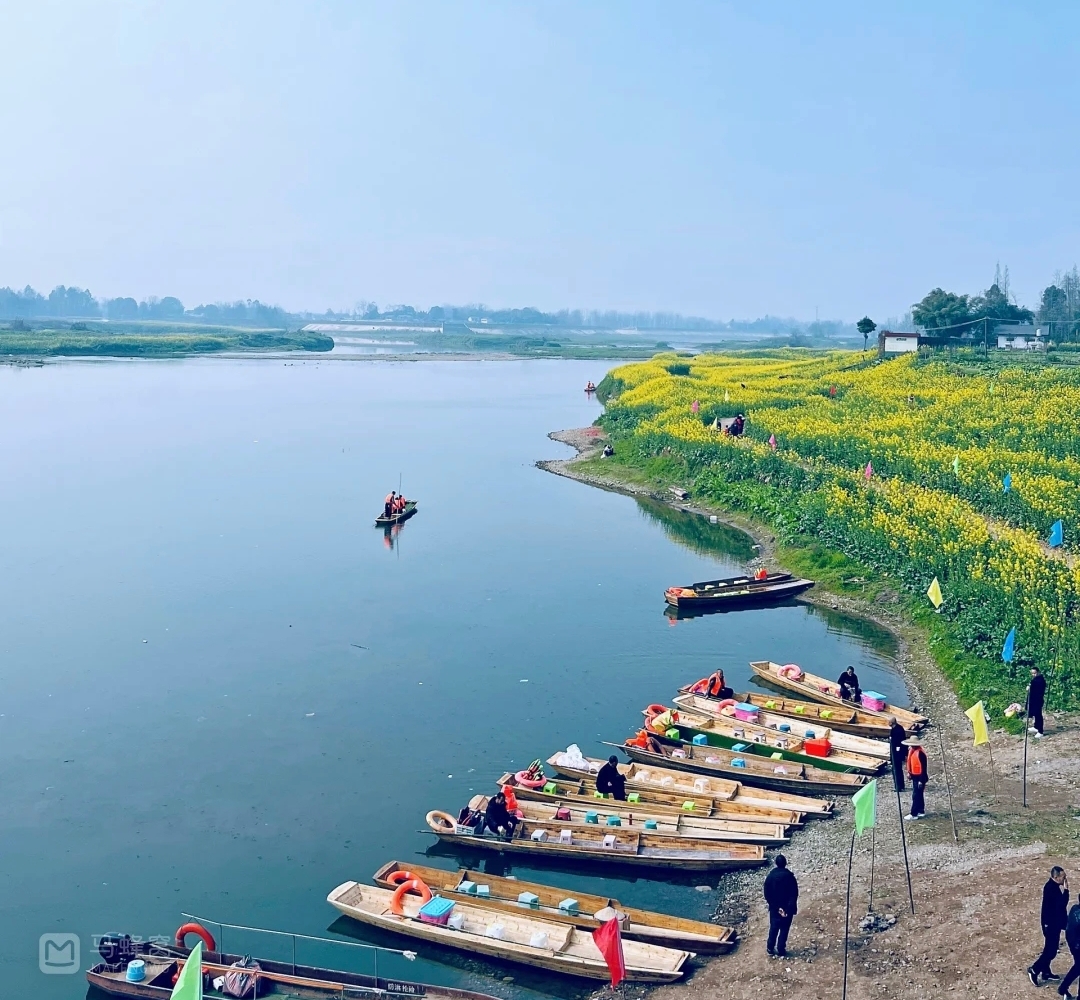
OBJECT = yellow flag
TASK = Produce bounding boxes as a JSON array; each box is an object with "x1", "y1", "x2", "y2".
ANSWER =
[
  {"x1": 926, "y1": 577, "x2": 943, "y2": 609},
  {"x1": 965, "y1": 701, "x2": 989, "y2": 747}
]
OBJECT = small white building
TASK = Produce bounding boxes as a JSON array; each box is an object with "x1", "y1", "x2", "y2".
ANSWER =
[
  {"x1": 881, "y1": 332, "x2": 920, "y2": 354},
  {"x1": 997, "y1": 331, "x2": 1044, "y2": 350}
]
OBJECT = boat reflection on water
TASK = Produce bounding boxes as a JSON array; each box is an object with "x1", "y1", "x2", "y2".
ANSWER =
[{"x1": 383, "y1": 522, "x2": 404, "y2": 550}]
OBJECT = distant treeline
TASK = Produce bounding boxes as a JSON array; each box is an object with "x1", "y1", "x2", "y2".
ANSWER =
[
  {"x1": 0, "y1": 282, "x2": 858, "y2": 336},
  {"x1": 0, "y1": 285, "x2": 291, "y2": 328}
]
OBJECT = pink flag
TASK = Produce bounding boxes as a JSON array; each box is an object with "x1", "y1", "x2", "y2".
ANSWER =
[
  {"x1": 691, "y1": 400, "x2": 699, "y2": 414},
  {"x1": 768, "y1": 434, "x2": 777, "y2": 450},
  {"x1": 864, "y1": 461, "x2": 873, "y2": 481},
  {"x1": 591, "y1": 918, "x2": 626, "y2": 987}
]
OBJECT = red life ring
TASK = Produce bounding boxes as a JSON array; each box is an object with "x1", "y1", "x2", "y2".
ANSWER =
[
  {"x1": 778, "y1": 663, "x2": 803, "y2": 680},
  {"x1": 390, "y1": 878, "x2": 432, "y2": 915},
  {"x1": 716, "y1": 698, "x2": 737, "y2": 710},
  {"x1": 386, "y1": 870, "x2": 417, "y2": 886},
  {"x1": 175, "y1": 922, "x2": 217, "y2": 953},
  {"x1": 645, "y1": 704, "x2": 667, "y2": 718},
  {"x1": 515, "y1": 770, "x2": 546, "y2": 789},
  {"x1": 688, "y1": 678, "x2": 710, "y2": 694}
]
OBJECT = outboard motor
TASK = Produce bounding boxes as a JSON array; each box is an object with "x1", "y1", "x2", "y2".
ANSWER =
[{"x1": 98, "y1": 933, "x2": 138, "y2": 971}]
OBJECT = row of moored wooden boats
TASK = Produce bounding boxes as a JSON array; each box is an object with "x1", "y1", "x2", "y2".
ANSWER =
[{"x1": 91, "y1": 657, "x2": 927, "y2": 994}]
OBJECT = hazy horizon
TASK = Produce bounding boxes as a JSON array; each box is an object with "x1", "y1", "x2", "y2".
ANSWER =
[{"x1": 2, "y1": 2, "x2": 1078, "y2": 321}]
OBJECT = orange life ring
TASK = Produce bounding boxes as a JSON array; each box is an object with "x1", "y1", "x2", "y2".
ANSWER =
[
  {"x1": 386, "y1": 870, "x2": 417, "y2": 887},
  {"x1": 778, "y1": 663, "x2": 803, "y2": 680},
  {"x1": 688, "y1": 678, "x2": 710, "y2": 694},
  {"x1": 175, "y1": 922, "x2": 217, "y2": 953},
  {"x1": 716, "y1": 698, "x2": 737, "y2": 710},
  {"x1": 426, "y1": 810, "x2": 456, "y2": 832},
  {"x1": 515, "y1": 770, "x2": 545, "y2": 789},
  {"x1": 390, "y1": 878, "x2": 433, "y2": 915},
  {"x1": 645, "y1": 704, "x2": 667, "y2": 718}
]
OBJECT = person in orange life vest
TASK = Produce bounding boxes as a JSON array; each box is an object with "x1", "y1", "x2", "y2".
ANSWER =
[
  {"x1": 627, "y1": 729, "x2": 664, "y2": 754},
  {"x1": 704, "y1": 670, "x2": 734, "y2": 700},
  {"x1": 903, "y1": 736, "x2": 928, "y2": 819},
  {"x1": 384, "y1": 492, "x2": 396, "y2": 518}
]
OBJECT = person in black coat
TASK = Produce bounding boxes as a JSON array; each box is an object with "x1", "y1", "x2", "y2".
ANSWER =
[
  {"x1": 484, "y1": 792, "x2": 518, "y2": 840},
  {"x1": 763, "y1": 854, "x2": 799, "y2": 957},
  {"x1": 1029, "y1": 666, "x2": 1047, "y2": 738},
  {"x1": 1030, "y1": 866, "x2": 1069, "y2": 986},
  {"x1": 887, "y1": 716, "x2": 907, "y2": 792},
  {"x1": 837, "y1": 666, "x2": 861, "y2": 702},
  {"x1": 596, "y1": 756, "x2": 627, "y2": 800},
  {"x1": 1059, "y1": 901, "x2": 1080, "y2": 998}
]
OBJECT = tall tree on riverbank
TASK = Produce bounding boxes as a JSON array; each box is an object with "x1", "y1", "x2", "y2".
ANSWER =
[
  {"x1": 912, "y1": 289, "x2": 971, "y2": 331},
  {"x1": 856, "y1": 316, "x2": 877, "y2": 351}
]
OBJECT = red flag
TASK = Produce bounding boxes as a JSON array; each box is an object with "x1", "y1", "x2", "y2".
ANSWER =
[
  {"x1": 591, "y1": 917, "x2": 625, "y2": 987},
  {"x1": 768, "y1": 434, "x2": 777, "y2": 450},
  {"x1": 864, "y1": 461, "x2": 873, "y2": 481},
  {"x1": 691, "y1": 399, "x2": 699, "y2": 414}
]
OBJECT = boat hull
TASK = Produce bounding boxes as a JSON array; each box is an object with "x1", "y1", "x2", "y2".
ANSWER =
[
  {"x1": 373, "y1": 862, "x2": 738, "y2": 954},
  {"x1": 665, "y1": 574, "x2": 814, "y2": 612},
  {"x1": 375, "y1": 501, "x2": 418, "y2": 526}
]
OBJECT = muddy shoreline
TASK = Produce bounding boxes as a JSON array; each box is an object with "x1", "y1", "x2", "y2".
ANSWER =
[{"x1": 540, "y1": 426, "x2": 1080, "y2": 1000}]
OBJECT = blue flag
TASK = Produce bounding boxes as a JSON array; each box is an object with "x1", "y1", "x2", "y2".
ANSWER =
[
  {"x1": 1049, "y1": 520, "x2": 1064, "y2": 547},
  {"x1": 1002, "y1": 627, "x2": 1016, "y2": 664},
  {"x1": 1003, "y1": 472, "x2": 1011, "y2": 492}
]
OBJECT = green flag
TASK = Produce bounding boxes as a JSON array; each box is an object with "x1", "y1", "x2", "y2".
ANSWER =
[
  {"x1": 852, "y1": 778, "x2": 877, "y2": 835},
  {"x1": 172, "y1": 941, "x2": 202, "y2": 999}
]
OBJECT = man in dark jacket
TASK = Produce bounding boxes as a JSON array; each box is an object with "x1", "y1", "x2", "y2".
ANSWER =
[
  {"x1": 763, "y1": 853, "x2": 799, "y2": 958},
  {"x1": 596, "y1": 755, "x2": 627, "y2": 800},
  {"x1": 837, "y1": 666, "x2": 861, "y2": 702},
  {"x1": 1029, "y1": 666, "x2": 1047, "y2": 738},
  {"x1": 1058, "y1": 901, "x2": 1080, "y2": 998},
  {"x1": 887, "y1": 716, "x2": 907, "y2": 792},
  {"x1": 1030, "y1": 866, "x2": 1069, "y2": 986}
]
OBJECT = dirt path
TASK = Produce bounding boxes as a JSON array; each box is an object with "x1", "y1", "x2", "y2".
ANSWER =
[{"x1": 541, "y1": 427, "x2": 1080, "y2": 1000}]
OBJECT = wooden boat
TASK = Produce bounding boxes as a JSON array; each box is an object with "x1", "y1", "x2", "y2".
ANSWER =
[
  {"x1": 87, "y1": 937, "x2": 499, "y2": 1000},
  {"x1": 375, "y1": 500, "x2": 418, "y2": 526},
  {"x1": 468, "y1": 792, "x2": 788, "y2": 845},
  {"x1": 749, "y1": 660, "x2": 928, "y2": 732},
  {"x1": 671, "y1": 695, "x2": 891, "y2": 761},
  {"x1": 608, "y1": 739, "x2": 868, "y2": 796},
  {"x1": 422, "y1": 810, "x2": 765, "y2": 871},
  {"x1": 373, "y1": 861, "x2": 738, "y2": 954},
  {"x1": 664, "y1": 572, "x2": 814, "y2": 612},
  {"x1": 679, "y1": 688, "x2": 894, "y2": 740},
  {"x1": 327, "y1": 881, "x2": 691, "y2": 982},
  {"x1": 545, "y1": 752, "x2": 834, "y2": 817},
  {"x1": 498, "y1": 770, "x2": 804, "y2": 827}
]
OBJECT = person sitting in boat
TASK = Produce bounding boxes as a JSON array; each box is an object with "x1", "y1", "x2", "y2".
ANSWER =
[
  {"x1": 384, "y1": 491, "x2": 396, "y2": 518},
  {"x1": 393, "y1": 495, "x2": 407, "y2": 514},
  {"x1": 484, "y1": 790, "x2": 518, "y2": 840},
  {"x1": 705, "y1": 670, "x2": 734, "y2": 700},
  {"x1": 837, "y1": 666, "x2": 862, "y2": 702},
  {"x1": 596, "y1": 755, "x2": 627, "y2": 800},
  {"x1": 627, "y1": 728, "x2": 665, "y2": 754}
]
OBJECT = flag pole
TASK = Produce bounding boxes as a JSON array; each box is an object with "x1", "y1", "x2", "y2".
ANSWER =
[
  {"x1": 842, "y1": 829, "x2": 857, "y2": 1000},
  {"x1": 987, "y1": 739, "x2": 999, "y2": 802},
  {"x1": 1022, "y1": 684, "x2": 1031, "y2": 809},
  {"x1": 894, "y1": 782, "x2": 915, "y2": 915},
  {"x1": 868, "y1": 826, "x2": 876, "y2": 912},
  {"x1": 934, "y1": 724, "x2": 959, "y2": 843}
]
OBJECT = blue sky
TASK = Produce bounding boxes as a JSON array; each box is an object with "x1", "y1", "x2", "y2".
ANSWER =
[{"x1": 1, "y1": 2, "x2": 1077, "y2": 319}]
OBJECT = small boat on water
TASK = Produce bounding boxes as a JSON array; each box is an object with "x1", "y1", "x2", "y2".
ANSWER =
[
  {"x1": 467, "y1": 792, "x2": 788, "y2": 845},
  {"x1": 86, "y1": 928, "x2": 498, "y2": 1000},
  {"x1": 498, "y1": 770, "x2": 804, "y2": 827},
  {"x1": 545, "y1": 752, "x2": 834, "y2": 817},
  {"x1": 670, "y1": 695, "x2": 891, "y2": 761},
  {"x1": 585, "y1": 382, "x2": 597, "y2": 393},
  {"x1": 422, "y1": 808, "x2": 765, "y2": 871},
  {"x1": 678, "y1": 687, "x2": 894, "y2": 740},
  {"x1": 373, "y1": 861, "x2": 738, "y2": 954},
  {"x1": 647, "y1": 709, "x2": 883, "y2": 776},
  {"x1": 664, "y1": 572, "x2": 814, "y2": 613},
  {"x1": 327, "y1": 881, "x2": 692, "y2": 982},
  {"x1": 608, "y1": 738, "x2": 869, "y2": 796},
  {"x1": 375, "y1": 499, "x2": 418, "y2": 526},
  {"x1": 749, "y1": 660, "x2": 928, "y2": 732}
]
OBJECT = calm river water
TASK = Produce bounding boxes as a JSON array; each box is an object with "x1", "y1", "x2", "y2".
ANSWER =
[{"x1": 0, "y1": 358, "x2": 903, "y2": 999}]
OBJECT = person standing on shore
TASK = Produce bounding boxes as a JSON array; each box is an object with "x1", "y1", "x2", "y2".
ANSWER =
[
  {"x1": 887, "y1": 716, "x2": 907, "y2": 792},
  {"x1": 1057, "y1": 901, "x2": 1080, "y2": 998},
  {"x1": 903, "y1": 736, "x2": 928, "y2": 819},
  {"x1": 763, "y1": 854, "x2": 799, "y2": 958},
  {"x1": 1030, "y1": 867, "x2": 1069, "y2": 986},
  {"x1": 1029, "y1": 666, "x2": 1047, "y2": 739}
]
